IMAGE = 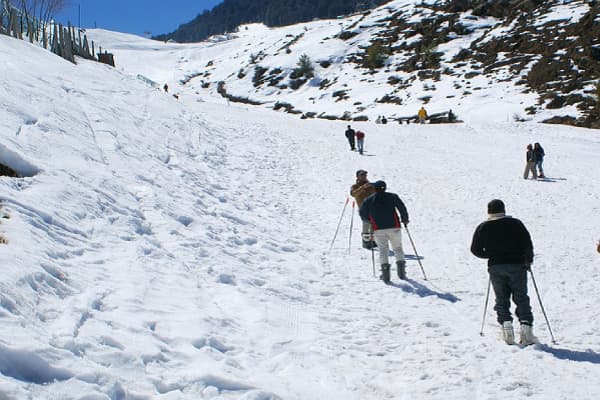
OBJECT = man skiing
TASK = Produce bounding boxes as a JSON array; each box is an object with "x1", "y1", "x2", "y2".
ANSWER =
[
  {"x1": 345, "y1": 125, "x2": 356, "y2": 151},
  {"x1": 470, "y1": 199, "x2": 537, "y2": 345},
  {"x1": 359, "y1": 180, "x2": 409, "y2": 283},
  {"x1": 350, "y1": 170, "x2": 376, "y2": 249},
  {"x1": 533, "y1": 142, "x2": 545, "y2": 178}
]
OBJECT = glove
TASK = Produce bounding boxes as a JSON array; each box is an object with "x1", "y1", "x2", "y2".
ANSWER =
[
  {"x1": 403, "y1": 220, "x2": 409, "y2": 226},
  {"x1": 524, "y1": 263, "x2": 531, "y2": 271}
]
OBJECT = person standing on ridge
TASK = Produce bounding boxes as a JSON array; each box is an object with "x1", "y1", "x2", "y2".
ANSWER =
[
  {"x1": 523, "y1": 144, "x2": 538, "y2": 179},
  {"x1": 359, "y1": 180, "x2": 409, "y2": 283},
  {"x1": 345, "y1": 125, "x2": 356, "y2": 151},
  {"x1": 417, "y1": 106, "x2": 428, "y2": 124},
  {"x1": 350, "y1": 170, "x2": 376, "y2": 249},
  {"x1": 355, "y1": 129, "x2": 366, "y2": 155},
  {"x1": 533, "y1": 142, "x2": 545, "y2": 178},
  {"x1": 470, "y1": 199, "x2": 537, "y2": 345}
]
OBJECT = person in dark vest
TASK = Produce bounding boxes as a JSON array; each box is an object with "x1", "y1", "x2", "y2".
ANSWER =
[
  {"x1": 359, "y1": 180, "x2": 409, "y2": 283},
  {"x1": 533, "y1": 142, "x2": 545, "y2": 178},
  {"x1": 470, "y1": 199, "x2": 537, "y2": 345},
  {"x1": 523, "y1": 144, "x2": 537, "y2": 179},
  {"x1": 345, "y1": 125, "x2": 356, "y2": 151}
]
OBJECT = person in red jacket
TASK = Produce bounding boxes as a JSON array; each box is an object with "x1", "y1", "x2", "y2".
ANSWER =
[{"x1": 355, "y1": 130, "x2": 366, "y2": 155}]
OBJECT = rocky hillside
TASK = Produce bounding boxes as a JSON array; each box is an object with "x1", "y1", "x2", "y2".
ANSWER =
[{"x1": 142, "y1": 0, "x2": 600, "y2": 128}]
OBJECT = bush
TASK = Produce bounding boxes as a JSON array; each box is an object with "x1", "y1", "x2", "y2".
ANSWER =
[{"x1": 292, "y1": 54, "x2": 315, "y2": 79}]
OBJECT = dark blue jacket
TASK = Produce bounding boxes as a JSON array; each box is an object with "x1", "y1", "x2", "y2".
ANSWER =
[{"x1": 359, "y1": 192, "x2": 409, "y2": 230}]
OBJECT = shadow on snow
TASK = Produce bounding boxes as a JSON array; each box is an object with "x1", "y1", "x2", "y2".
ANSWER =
[
  {"x1": 535, "y1": 344, "x2": 600, "y2": 364},
  {"x1": 390, "y1": 278, "x2": 460, "y2": 303}
]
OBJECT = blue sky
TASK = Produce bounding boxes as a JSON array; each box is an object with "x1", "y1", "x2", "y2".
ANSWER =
[{"x1": 55, "y1": 0, "x2": 224, "y2": 37}]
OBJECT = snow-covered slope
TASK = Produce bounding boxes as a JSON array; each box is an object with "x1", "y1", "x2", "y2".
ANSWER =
[{"x1": 2, "y1": 15, "x2": 600, "y2": 400}]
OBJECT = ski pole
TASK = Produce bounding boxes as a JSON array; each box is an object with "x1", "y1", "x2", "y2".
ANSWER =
[
  {"x1": 348, "y1": 200, "x2": 355, "y2": 254},
  {"x1": 480, "y1": 278, "x2": 491, "y2": 336},
  {"x1": 403, "y1": 223, "x2": 427, "y2": 280},
  {"x1": 529, "y1": 267, "x2": 557, "y2": 344},
  {"x1": 328, "y1": 197, "x2": 349, "y2": 252}
]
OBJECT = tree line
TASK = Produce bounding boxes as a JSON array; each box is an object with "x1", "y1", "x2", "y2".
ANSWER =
[{"x1": 153, "y1": 0, "x2": 388, "y2": 43}]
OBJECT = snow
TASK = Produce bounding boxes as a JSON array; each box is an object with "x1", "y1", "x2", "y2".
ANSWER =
[{"x1": 2, "y1": 3, "x2": 600, "y2": 399}]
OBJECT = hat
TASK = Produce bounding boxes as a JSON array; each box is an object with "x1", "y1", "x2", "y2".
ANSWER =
[
  {"x1": 356, "y1": 169, "x2": 367, "y2": 176},
  {"x1": 487, "y1": 199, "x2": 505, "y2": 214},
  {"x1": 373, "y1": 180, "x2": 386, "y2": 191}
]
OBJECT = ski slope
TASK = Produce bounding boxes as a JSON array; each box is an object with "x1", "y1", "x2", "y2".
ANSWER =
[{"x1": 2, "y1": 20, "x2": 600, "y2": 400}]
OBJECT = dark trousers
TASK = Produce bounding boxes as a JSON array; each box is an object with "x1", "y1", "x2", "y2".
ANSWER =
[
  {"x1": 346, "y1": 137, "x2": 355, "y2": 150},
  {"x1": 488, "y1": 264, "x2": 533, "y2": 325}
]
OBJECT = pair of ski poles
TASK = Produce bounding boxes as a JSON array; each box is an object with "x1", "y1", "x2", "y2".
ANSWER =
[
  {"x1": 329, "y1": 197, "x2": 428, "y2": 280},
  {"x1": 480, "y1": 267, "x2": 557, "y2": 344}
]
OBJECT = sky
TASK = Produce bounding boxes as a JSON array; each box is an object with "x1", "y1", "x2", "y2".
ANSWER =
[
  {"x1": 54, "y1": 0, "x2": 224, "y2": 37},
  {"x1": 2, "y1": 1, "x2": 600, "y2": 399}
]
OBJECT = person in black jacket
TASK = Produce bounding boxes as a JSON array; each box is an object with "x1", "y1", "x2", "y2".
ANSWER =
[
  {"x1": 359, "y1": 180, "x2": 409, "y2": 283},
  {"x1": 344, "y1": 125, "x2": 356, "y2": 151},
  {"x1": 470, "y1": 199, "x2": 537, "y2": 345},
  {"x1": 533, "y1": 142, "x2": 545, "y2": 178}
]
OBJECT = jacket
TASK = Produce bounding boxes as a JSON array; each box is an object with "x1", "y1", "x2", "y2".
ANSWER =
[
  {"x1": 355, "y1": 131, "x2": 365, "y2": 139},
  {"x1": 470, "y1": 216, "x2": 534, "y2": 267},
  {"x1": 350, "y1": 181, "x2": 375, "y2": 207},
  {"x1": 526, "y1": 149, "x2": 537, "y2": 162},
  {"x1": 359, "y1": 192, "x2": 409, "y2": 231},
  {"x1": 345, "y1": 128, "x2": 355, "y2": 139}
]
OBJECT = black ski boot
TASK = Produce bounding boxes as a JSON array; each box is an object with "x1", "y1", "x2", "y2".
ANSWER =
[
  {"x1": 396, "y1": 260, "x2": 407, "y2": 280},
  {"x1": 380, "y1": 263, "x2": 391, "y2": 284},
  {"x1": 362, "y1": 240, "x2": 378, "y2": 250}
]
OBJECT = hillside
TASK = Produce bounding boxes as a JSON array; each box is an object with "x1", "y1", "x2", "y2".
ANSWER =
[
  {"x1": 142, "y1": 0, "x2": 600, "y2": 128},
  {"x1": 153, "y1": 0, "x2": 388, "y2": 43}
]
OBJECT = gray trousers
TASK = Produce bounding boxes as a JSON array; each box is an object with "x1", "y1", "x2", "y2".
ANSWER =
[
  {"x1": 523, "y1": 161, "x2": 537, "y2": 179},
  {"x1": 488, "y1": 264, "x2": 533, "y2": 325},
  {"x1": 373, "y1": 228, "x2": 405, "y2": 265}
]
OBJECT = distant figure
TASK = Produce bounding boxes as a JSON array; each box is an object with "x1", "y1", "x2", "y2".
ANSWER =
[
  {"x1": 418, "y1": 106, "x2": 428, "y2": 124},
  {"x1": 355, "y1": 130, "x2": 366, "y2": 155},
  {"x1": 597, "y1": 240, "x2": 600, "y2": 254},
  {"x1": 533, "y1": 142, "x2": 545, "y2": 178},
  {"x1": 375, "y1": 116, "x2": 382, "y2": 124},
  {"x1": 359, "y1": 180, "x2": 410, "y2": 284},
  {"x1": 448, "y1": 109, "x2": 456, "y2": 123},
  {"x1": 163, "y1": 83, "x2": 169, "y2": 93},
  {"x1": 381, "y1": 116, "x2": 387, "y2": 124},
  {"x1": 345, "y1": 125, "x2": 356, "y2": 151},
  {"x1": 523, "y1": 144, "x2": 538, "y2": 180},
  {"x1": 471, "y1": 199, "x2": 537, "y2": 345}
]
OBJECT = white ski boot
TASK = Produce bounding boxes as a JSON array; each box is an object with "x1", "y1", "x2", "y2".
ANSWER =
[
  {"x1": 520, "y1": 324, "x2": 538, "y2": 345},
  {"x1": 501, "y1": 321, "x2": 515, "y2": 345}
]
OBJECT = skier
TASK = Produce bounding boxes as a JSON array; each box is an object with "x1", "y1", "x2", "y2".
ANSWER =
[
  {"x1": 417, "y1": 106, "x2": 428, "y2": 124},
  {"x1": 350, "y1": 170, "x2": 376, "y2": 249},
  {"x1": 470, "y1": 199, "x2": 537, "y2": 345},
  {"x1": 523, "y1": 144, "x2": 537, "y2": 180},
  {"x1": 345, "y1": 125, "x2": 356, "y2": 151},
  {"x1": 359, "y1": 180, "x2": 409, "y2": 283},
  {"x1": 355, "y1": 130, "x2": 366, "y2": 155},
  {"x1": 533, "y1": 142, "x2": 545, "y2": 178}
]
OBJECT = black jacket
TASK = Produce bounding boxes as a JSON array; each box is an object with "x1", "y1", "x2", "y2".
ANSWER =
[
  {"x1": 470, "y1": 216, "x2": 533, "y2": 266},
  {"x1": 359, "y1": 192, "x2": 409, "y2": 230}
]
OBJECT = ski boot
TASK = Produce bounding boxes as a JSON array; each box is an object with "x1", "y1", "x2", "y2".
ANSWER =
[
  {"x1": 519, "y1": 323, "x2": 538, "y2": 345},
  {"x1": 396, "y1": 260, "x2": 407, "y2": 280},
  {"x1": 380, "y1": 264, "x2": 391, "y2": 284},
  {"x1": 501, "y1": 321, "x2": 515, "y2": 345}
]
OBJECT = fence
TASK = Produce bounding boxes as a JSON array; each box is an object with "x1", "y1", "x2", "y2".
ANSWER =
[{"x1": 0, "y1": 0, "x2": 111, "y2": 65}]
